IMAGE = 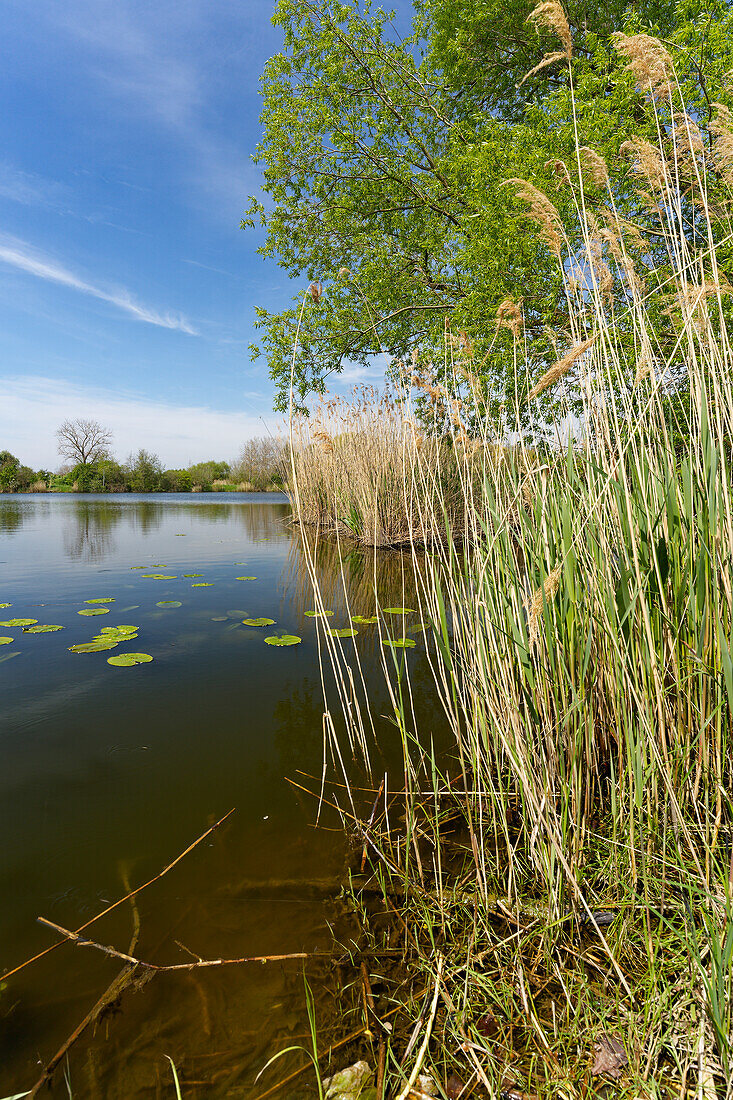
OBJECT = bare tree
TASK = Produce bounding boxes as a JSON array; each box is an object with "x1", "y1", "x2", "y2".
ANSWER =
[{"x1": 56, "y1": 418, "x2": 113, "y2": 467}]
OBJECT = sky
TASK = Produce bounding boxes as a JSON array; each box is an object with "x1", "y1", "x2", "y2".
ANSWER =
[{"x1": 0, "y1": 0, "x2": 388, "y2": 470}]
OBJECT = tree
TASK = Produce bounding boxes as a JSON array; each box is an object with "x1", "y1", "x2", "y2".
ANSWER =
[
  {"x1": 231, "y1": 437, "x2": 287, "y2": 489},
  {"x1": 0, "y1": 451, "x2": 20, "y2": 492},
  {"x1": 56, "y1": 418, "x2": 113, "y2": 467},
  {"x1": 126, "y1": 449, "x2": 163, "y2": 492},
  {"x1": 187, "y1": 460, "x2": 230, "y2": 490},
  {"x1": 247, "y1": 0, "x2": 733, "y2": 424}
]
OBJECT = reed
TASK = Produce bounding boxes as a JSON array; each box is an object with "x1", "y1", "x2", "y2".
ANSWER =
[{"x1": 288, "y1": 19, "x2": 733, "y2": 1099}]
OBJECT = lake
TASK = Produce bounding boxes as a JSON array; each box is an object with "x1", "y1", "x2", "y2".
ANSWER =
[{"x1": 0, "y1": 494, "x2": 432, "y2": 1098}]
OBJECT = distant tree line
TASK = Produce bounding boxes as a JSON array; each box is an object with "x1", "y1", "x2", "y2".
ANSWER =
[{"x1": 0, "y1": 419, "x2": 287, "y2": 494}]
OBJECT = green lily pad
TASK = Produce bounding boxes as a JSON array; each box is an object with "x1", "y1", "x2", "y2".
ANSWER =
[
  {"x1": 0, "y1": 636, "x2": 13, "y2": 645},
  {"x1": 107, "y1": 652, "x2": 154, "y2": 667},
  {"x1": 142, "y1": 574, "x2": 176, "y2": 579},
  {"x1": 383, "y1": 638, "x2": 416, "y2": 648},
  {"x1": 0, "y1": 603, "x2": 10, "y2": 608},
  {"x1": 383, "y1": 607, "x2": 416, "y2": 615},
  {"x1": 23, "y1": 624, "x2": 64, "y2": 633},
  {"x1": 100, "y1": 625, "x2": 138, "y2": 635},
  {"x1": 351, "y1": 615, "x2": 378, "y2": 624},
  {"x1": 175, "y1": 533, "x2": 186, "y2": 536},
  {"x1": 211, "y1": 616, "x2": 228, "y2": 621},
  {"x1": 330, "y1": 627, "x2": 358, "y2": 638},
  {"x1": 130, "y1": 566, "x2": 149, "y2": 569},
  {"x1": 235, "y1": 576, "x2": 256, "y2": 581},
  {"x1": 264, "y1": 634, "x2": 302, "y2": 647},
  {"x1": 234, "y1": 562, "x2": 247, "y2": 565},
  {"x1": 304, "y1": 609, "x2": 333, "y2": 618},
  {"x1": 0, "y1": 618, "x2": 37, "y2": 627},
  {"x1": 242, "y1": 617, "x2": 276, "y2": 627},
  {"x1": 192, "y1": 582, "x2": 212, "y2": 587},
  {"x1": 156, "y1": 601, "x2": 182, "y2": 608},
  {"x1": 69, "y1": 640, "x2": 118, "y2": 653},
  {"x1": 183, "y1": 573, "x2": 202, "y2": 577},
  {"x1": 85, "y1": 598, "x2": 115, "y2": 604},
  {"x1": 78, "y1": 608, "x2": 110, "y2": 616}
]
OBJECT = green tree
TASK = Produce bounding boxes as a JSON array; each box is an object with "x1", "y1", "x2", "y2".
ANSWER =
[
  {"x1": 187, "y1": 460, "x2": 230, "y2": 490},
  {"x1": 248, "y1": 0, "x2": 733, "y2": 426},
  {"x1": 126, "y1": 450, "x2": 163, "y2": 492},
  {"x1": 161, "y1": 468, "x2": 193, "y2": 492},
  {"x1": 0, "y1": 451, "x2": 21, "y2": 492}
]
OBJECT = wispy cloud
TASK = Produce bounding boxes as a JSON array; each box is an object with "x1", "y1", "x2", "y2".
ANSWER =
[
  {"x1": 0, "y1": 236, "x2": 196, "y2": 333},
  {"x1": 0, "y1": 375, "x2": 280, "y2": 468}
]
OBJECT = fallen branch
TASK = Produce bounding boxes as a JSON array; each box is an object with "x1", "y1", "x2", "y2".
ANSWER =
[
  {"x1": 4, "y1": 808, "x2": 235, "y2": 982},
  {"x1": 36, "y1": 919, "x2": 309, "y2": 971}
]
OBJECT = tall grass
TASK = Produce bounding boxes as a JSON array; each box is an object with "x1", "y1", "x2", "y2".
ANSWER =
[{"x1": 288, "y1": 21, "x2": 733, "y2": 1100}]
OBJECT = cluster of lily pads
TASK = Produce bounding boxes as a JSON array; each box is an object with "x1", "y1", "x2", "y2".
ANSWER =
[
  {"x1": 0, "y1": 616, "x2": 65, "y2": 646},
  {"x1": 300, "y1": 605, "x2": 419, "y2": 648}
]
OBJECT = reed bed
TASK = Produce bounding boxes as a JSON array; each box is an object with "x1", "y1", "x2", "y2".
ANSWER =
[{"x1": 285, "y1": 20, "x2": 733, "y2": 1100}]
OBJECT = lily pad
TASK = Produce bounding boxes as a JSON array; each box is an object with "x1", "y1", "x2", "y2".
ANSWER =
[
  {"x1": 192, "y1": 582, "x2": 213, "y2": 587},
  {"x1": 383, "y1": 607, "x2": 416, "y2": 615},
  {"x1": 78, "y1": 608, "x2": 110, "y2": 616},
  {"x1": 242, "y1": 617, "x2": 276, "y2": 627},
  {"x1": 107, "y1": 652, "x2": 154, "y2": 667},
  {"x1": 0, "y1": 618, "x2": 38, "y2": 627},
  {"x1": 100, "y1": 625, "x2": 138, "y2": 635},
  {"x1": 0, "y1": 636, "x2": 13, "y2": 645},
  {"x1": 175, "y1": 533, "x2": 186, "y2": 536},
  {"x1": 351, "y1": 615, "x2": 378, "y2": 624},
  {"x1": 235, "y1": 576, "x2": 256, "y2": 581},
  {"x1": 264, "y1": 634, "x2": 302, "y2": 647},
  {"x1": 330, "y1": 628, "x2": 358, "y2": 638},
  {"x1": 23, "y1": 624, "x2": 64, "y2": 633},
  {"x1": 142, "y1": 574, "x2": 177, "y2": 579},
  {"x1": 156, "y1": 601, "x2": 182, "y2": 608},
  {"x1": 69, "y1": 640, "x2": 118, "y2": 653},
  {"x1": 0, "y1": 603, "x2": 10, "y2": 608},
  {"x1": 304, "y1": 609, "x2": 334, "y2": 618},
  {"x1": 382, "y1": 638, "x2": 416, "y2": 648},
  {"x1": 183, "y1": 573, "x2": 202, "y2": 577},
  {"x1": 85, "y1": 598, "x2": 115, "y2": 604},
  {"x1": 211, "y1": 616, "x2": 228, "y2": 621}
]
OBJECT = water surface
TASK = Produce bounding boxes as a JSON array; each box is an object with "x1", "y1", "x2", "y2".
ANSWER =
[{"x1": 0, "y1": 493, "x2": 426, "y2": 1097}]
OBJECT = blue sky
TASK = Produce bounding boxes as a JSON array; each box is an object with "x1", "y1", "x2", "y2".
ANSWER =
[{"x1": 0, "y1": 0, "x2": 386, "y2": 469}]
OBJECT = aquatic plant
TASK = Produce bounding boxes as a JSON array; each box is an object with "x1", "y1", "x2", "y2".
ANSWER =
[
  {"x1": 156, "y1": 600, "x2": 182, "y2": 608},
  {"x1": 330, "y1": 627, "x2": 358, "y2": 638},
  {"x1": 0, "y1": 619, "x2": 37, "y2": 627},
  {"x1": 23, "y1": 625, "x2": 63, "y2": 633},
  {"x1": 264, "y1": 634, "x2": 302, "y2": 646},
  {"x1": 242, "y1": 617, "x2": 276, "y2": 626},
  {"x1": 77, "y1": 608, "x2": 110, "y2": 616},
  {"x1": 107, "y1": 652, "x2": 153, "y2": 666},
  {"x1": 0, "y1": 637, "x2": 13, "y2": 645}
]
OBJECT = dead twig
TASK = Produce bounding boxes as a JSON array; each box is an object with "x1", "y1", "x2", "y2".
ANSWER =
[
  {"x1": 36, "y1": 918, "x2": 309, "y2": 971},
  {"x1": 4, "y1": 808, "x2": 235, "y2": 982}
]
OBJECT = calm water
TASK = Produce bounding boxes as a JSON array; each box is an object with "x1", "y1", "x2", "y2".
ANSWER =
[{"x1": 0, "y1": 494, "x2": 431, "y2": 1098}]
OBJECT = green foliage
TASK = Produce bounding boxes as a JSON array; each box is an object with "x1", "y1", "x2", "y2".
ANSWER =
[
  {"x1": 161, "y1": 468, "x2": 193, "y2": 492},
  {"x1": 125, "y1": 449, "x2": 164, "y2": 492},
  {"x1": 187, "y1": 460, "x2": 230, "y2": 491},
  {"x1": 249, "y1": 0, "x2": 733, "y2": 424}
]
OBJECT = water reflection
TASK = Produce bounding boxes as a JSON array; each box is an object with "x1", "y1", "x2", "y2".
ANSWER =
[
  {"x1": 62, "y1": 501, "x2": 125, "y2": 561},
  {"x1": 0, "y1": 499, "x2": 25, "y2": 534}
]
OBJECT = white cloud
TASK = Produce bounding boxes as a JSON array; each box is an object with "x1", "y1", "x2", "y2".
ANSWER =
[
  {"x1": 0, "y1": 236, "x2": 196, "y2": 333},
  {"x1": 0, "y1": 376, "x2": 281, "y2": 468}
]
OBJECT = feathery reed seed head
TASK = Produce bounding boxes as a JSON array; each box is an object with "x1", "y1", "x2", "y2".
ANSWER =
[
  {"x1": 527, "y1": 2, "x2": 572, "y2": 57},
  {"x1": 528, "y1": 337, "x2": 595, "y2": 400},
  {"x1": 612, "y1": 33, "x2": 672, "y2": 98}
]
